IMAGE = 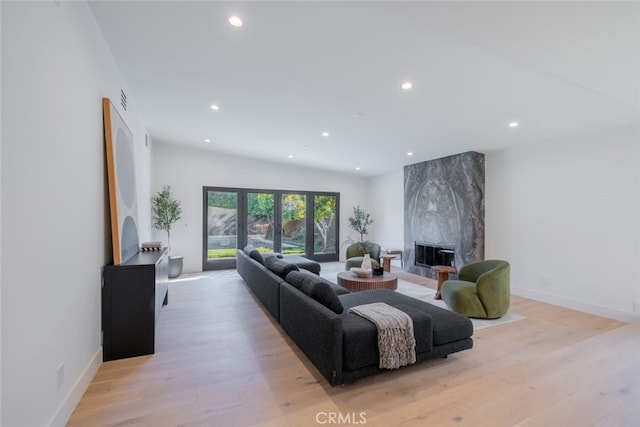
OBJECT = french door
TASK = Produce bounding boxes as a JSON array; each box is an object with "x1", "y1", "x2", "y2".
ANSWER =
[
  {"x1": 203, "y1": 189, "x2": 239, "y2": 269},
  {"x1": 203, "y1": 187, "x2": 338, "y2": 270}
]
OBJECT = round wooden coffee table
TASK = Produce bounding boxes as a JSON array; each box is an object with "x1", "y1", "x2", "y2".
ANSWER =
[{"x1": 337, "y1": 271, "x2": 398, "y2": 292}]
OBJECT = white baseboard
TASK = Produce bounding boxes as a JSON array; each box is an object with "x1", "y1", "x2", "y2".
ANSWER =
[
  {"x1": 48, "y1": 347, "x2": 102, "y2": 427},
  {"x1": 512, "y1": 287, "x2": 640, "y2": 323}
]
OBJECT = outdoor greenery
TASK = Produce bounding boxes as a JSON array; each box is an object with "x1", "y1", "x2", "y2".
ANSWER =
[
  {"x1": 314, "y1": 195, "x2": 336, "y2": 252},
  {"x1": 348, "y1": 205, "x2": 373, "y2": 242},
  {"x1": 152, "y1": 186, "x2": 182, "y2": 255},
  {"x1": 207, "y1": 248, "x2": 240, "y2": 259},
  {"x1": 207, "y1": 191, "x2": 236, "y2": 209},
  {"x1": 207, "y1": 192, "x2": 336, "y2": 255},
  {"x1": 206, "y1": 246, "x2": 303, "y2": 259},
  {"x1": 248, "y1": 193, "x2": 274, "y2": 224}
]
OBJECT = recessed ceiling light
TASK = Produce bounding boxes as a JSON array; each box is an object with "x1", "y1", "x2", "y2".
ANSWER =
[
  {"x1": 210, "y1": 104, "x2": 220, "y2": 111},
  {"x1": 508, "y1": 121, "x2": 519, "y2": 127},
  {"x1": 322, "y1": 131, "x2": 329, "y2": 137},
  {"x1": 355, "y1": 167, "x2": 361, "y2": 171},
  {"x1": 204, "y1": 139, "x2": 211, "y2": 143},
  {"x1": 229, "y1": 16, "x2": 242, "y2": 27},
  {"x1": 401, "y1": 81, "x2": 413, "y2": 90},
  {"x1": 407, "y1": 151, "x2": 414, "y2": 156},
  {"x1": 288, "y1": 154, "x2": 294, "y2": 159}
]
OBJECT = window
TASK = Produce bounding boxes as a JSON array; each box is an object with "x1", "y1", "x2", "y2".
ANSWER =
[
  {"x1": 203, "y1": 187, "x2": 339, "y2": 270},
  {"x1": 204, "y1": 189, "x2": 238, "y2": 269}
]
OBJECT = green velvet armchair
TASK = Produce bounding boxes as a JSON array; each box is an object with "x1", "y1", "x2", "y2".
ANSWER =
[
  {"x1": 441, "y1": 260, "x2": 510, "y2": 319},
  {"x1": 344, "y1": 241, "x2": 381, "y2": 270}
]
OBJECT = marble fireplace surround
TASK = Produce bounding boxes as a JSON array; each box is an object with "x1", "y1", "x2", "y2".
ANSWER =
[{"x1": 404, "y1": 151, "x2": 485, "y2": 278}]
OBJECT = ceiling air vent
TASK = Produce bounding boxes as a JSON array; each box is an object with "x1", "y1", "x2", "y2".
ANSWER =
[{"x1": 120, "y1": 89, "x2": 127, "y2": 111}]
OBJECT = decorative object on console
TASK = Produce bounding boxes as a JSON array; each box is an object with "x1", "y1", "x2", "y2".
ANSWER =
[
  {"x1": 140, "y1": 241, "x2": 162, "y2": 252},
  {"x1": 152, "y1": 185, "x2": 183, "y2": 278}
]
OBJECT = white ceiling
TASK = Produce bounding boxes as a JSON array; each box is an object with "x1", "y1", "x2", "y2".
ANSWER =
[{"x1": 89, "y1": 1, "x2": 639, "y2": 177}]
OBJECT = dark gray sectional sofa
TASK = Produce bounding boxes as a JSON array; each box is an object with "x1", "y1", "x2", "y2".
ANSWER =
[{"x1": 236, "y1": 246, "x2": 473, "y2": 385}]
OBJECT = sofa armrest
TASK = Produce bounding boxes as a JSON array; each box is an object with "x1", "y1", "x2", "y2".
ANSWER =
[{"x1": 279, "y1": 282, "x2": 344, "y2": 385}]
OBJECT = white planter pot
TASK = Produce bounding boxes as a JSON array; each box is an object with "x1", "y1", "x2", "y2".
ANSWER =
[{"x1": 168, "y1": 256, "x2": 184, "y2": 278}]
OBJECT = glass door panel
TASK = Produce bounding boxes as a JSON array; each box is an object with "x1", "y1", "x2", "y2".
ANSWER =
[
  {"x1": 247, "y1": 192, "x2": 275, "y2": 252},
  {"x1": 281, "y1": 193, "x2": 305, "y2": 255},
  {"x1": 203, "y1": 187, "x2": 339, "y2": 270},
  {"x1": 206, "y1": 190, "x2": 238, "y2": 261},
  {"x1": 313, "y1": 194, "x2": 337, "y2": 255}
]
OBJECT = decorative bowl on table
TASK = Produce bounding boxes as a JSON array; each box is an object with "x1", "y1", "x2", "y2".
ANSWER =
[{"x1": 350, "y1": 267, "x2": 370, "y2": 278}]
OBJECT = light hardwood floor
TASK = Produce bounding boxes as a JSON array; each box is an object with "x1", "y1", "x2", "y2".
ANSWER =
[{"x1": 68, "y1": 265, "x2": 639, "y2": 426}]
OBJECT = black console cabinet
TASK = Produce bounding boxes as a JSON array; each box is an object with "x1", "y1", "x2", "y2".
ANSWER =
[{"x1": 102, "y1": 248, "x2": 169, "y2": 361}]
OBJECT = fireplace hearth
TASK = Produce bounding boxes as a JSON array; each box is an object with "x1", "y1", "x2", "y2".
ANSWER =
[{"x1": 414, "y1": 242, "x2": 455, "y2": 268}]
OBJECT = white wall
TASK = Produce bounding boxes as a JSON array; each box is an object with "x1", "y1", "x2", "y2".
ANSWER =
[
  {"x1": 368, "y1": 169, "x2": 404, "y2": 251},
  {"x1": 1, "y1": 2, "x2": 151, "y2": 426},
  {"x1": 0, "y1": 2, "x2": 3, "y2": 419},
  {"x1": 151, "y1": 142, "x2": 368, "y2": 272},
  {"x1": 485, "y1": 124, "x2": 640, "y2": 322}
]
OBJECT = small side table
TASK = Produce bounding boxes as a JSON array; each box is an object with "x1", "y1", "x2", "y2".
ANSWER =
[
  {"x1": 385, "y1": 249, "x2": 403, "y2": 268},
  {"x1": 380, "y1": 254, "x2": 400, "y2": 272},
  {"x1": 432, "y1": 265, "x2": 456, "y2": 300}
]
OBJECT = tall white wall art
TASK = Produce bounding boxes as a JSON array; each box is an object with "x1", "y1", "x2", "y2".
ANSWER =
[{"x1": 103, "y1": 97, "x2": 139, "y2": 264}]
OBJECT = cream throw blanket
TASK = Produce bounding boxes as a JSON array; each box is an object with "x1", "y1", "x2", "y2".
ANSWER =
[{"x1": 348, "y1": 303, "x2": 416, "y2": 369}]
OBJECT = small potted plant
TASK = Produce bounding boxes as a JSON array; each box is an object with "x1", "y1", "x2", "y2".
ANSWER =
[
  {"x1": 348, "y1": 205, "x2": 373, "y2": 242},
  {"x1": 347, "y1": 205, "x2": 376, "y2": 271},
  {"x1": 152, "y1": 185, "x2": 183, "y2": 278}
]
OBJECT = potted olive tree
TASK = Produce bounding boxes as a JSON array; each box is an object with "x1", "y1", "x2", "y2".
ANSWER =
[
  {"x1": 152, "y1": 185, "x2": 183, "y2": 278},
  {"x1": 347, "y1": 205, "x2": 376, "y2": 271},
  {"x1": 348, "y1": 205, "x2": 373, "y2": 242}
]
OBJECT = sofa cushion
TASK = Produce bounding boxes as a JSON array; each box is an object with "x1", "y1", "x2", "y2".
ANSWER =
[
  {"x1": 262, "y1": 252, "x2": 284, "y2": 260},
  {"x1": 249, "y1": 249, "x2": 265, "y2": 265},
  {"x1": 286, "y1": 270, "x2": 344, "y2": 314},
  {"x1": 243, "y1": 244, "x2": 263, "y2": 265},
  {"x1": 287, "y1": 269, "x2": 350, "y2": 296},
  {"x1": 339, "y1": 289, "x2": 473, "y2": 346},
  {"x1": 265, "y1": 256, "x2": 299, "y2": 279}
]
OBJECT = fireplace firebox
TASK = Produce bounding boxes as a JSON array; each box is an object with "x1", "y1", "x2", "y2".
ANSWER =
[{"x1": 414, "y1": 242, "x2": 455, "y2": 268}]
